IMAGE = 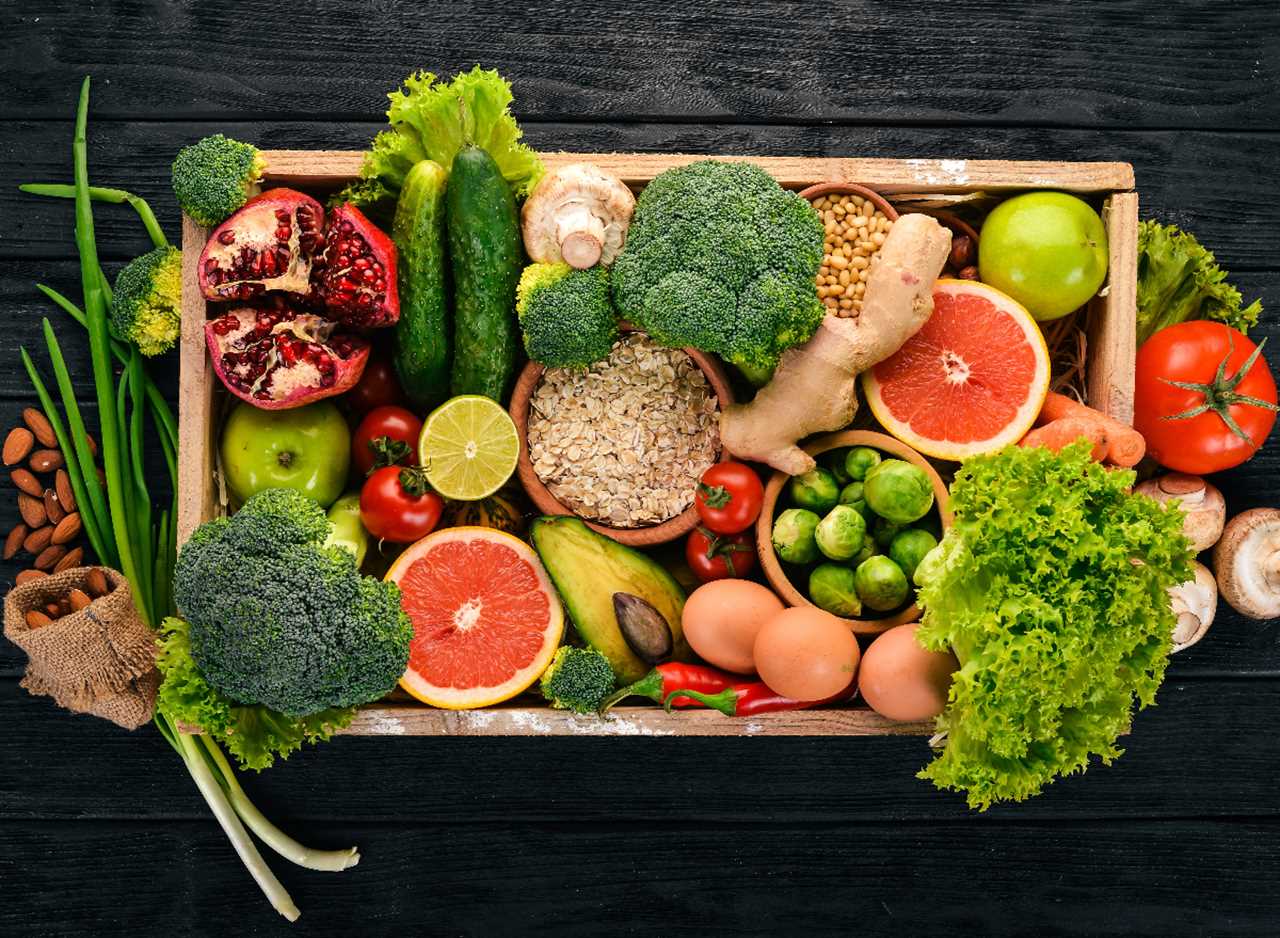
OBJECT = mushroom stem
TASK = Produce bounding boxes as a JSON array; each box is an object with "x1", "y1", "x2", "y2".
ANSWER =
[{"x1": 556, "y1": 204, "x2": 605, "y2": 269}]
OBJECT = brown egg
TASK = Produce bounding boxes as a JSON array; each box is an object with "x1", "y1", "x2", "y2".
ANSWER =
[
  {"x1": 858, "y1": 622, "x2": 958, "y2": 722},
  {"x1": 753, "y1": 606, "x2": 860, "y2": 701},
  {"x1": 682, "y1": 579, "x2": 785, "y2": 674}
]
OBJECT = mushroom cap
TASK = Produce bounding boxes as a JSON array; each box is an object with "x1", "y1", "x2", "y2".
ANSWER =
[
  {"x1": 521, "y1": 162, "x2": 636, "y2": 268},
  {"x1": 1213, "y1": 508, "x2": 1280, "y2": 620},
  {"x1": 1134, "y1": 473, "x2": 1226, "y2": 552},
  {"x1": 1169, "y1": 561, "x2": 1218, "y2": 653}
]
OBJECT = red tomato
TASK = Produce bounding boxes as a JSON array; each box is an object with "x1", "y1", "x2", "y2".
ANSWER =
[
  {"x1": 359, "y1": 466, "x2": 443, "y2": 543},
  {"x1": 1134, "y1": 321, "x2": 1278, "y2": 474},
  {"x1": 352, "y1": 406, "x2": 423, "y2": 476},
  {"x1": 347, "y1": 355, "x2": 405, "y2": 413},
  {"x1": 694, "y1": 462, "x2": 764, "y2": 535},
  {"x1": 686, "y1": 527, "x2": 757, "y2": 582}
]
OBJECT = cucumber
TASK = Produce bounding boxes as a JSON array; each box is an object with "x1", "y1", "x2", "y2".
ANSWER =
[
  {"x1": 447, "y1": 145, "x2": 522, "y2": 401},
  {"x1": 391, "y1": 160, "x2": 450, "y2": 410}
]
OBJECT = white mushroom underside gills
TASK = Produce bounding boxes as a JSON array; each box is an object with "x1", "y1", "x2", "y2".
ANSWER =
[
  {"x1": 1213, "y1": 508, "x2": 1280, "y2": 620},
  {"x1": 1168, "y1": 562, "x2": 1217, "y2": 653},
  {"x1": 521, "y1": 162, "x2": 636, "y2": 268}
]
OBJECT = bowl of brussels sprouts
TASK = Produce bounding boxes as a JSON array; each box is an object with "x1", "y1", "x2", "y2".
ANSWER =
[{"x1": 756, "y1": 431, "x2": 952, "y2": 634}]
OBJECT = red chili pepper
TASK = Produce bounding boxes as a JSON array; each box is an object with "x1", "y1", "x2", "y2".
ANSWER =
[
  {"x1": 662, "y1": 681, "x2": 854, "y2": 717},
  {"x1": 600, "y1": 662, "x2": 737, "y2": 712}
]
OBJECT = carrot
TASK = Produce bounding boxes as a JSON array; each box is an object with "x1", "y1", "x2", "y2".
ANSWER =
[
  {"x1": 1036, "y1": 391, "x2": 1146, "y2": 467},
  {"x1": 1019, "y1": 418, "x2": 1108, "y2": 461}
]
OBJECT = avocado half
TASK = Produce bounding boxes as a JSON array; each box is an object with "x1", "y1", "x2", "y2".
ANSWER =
[{"x1": 529, "y1": 516, "x2": 688, "y2": 684}]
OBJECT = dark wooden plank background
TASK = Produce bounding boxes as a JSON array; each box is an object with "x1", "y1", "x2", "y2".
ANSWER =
[{"x1": 2, "y1": 3, "x2": 1278, "y2": 935}]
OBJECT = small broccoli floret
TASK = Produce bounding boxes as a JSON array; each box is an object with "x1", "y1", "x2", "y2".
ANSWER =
[
  {"x1": 516, "y1": 263, "x2": 619, "y2": 369},
  {"x1": 172, "y1": 134, "x2": 265, "y2": 227},
  {"x1": 174, "y1": 488, "x2": 413, "y2": 719},
  {"x1": 539, "y1": 646, "x2": 616, "y2": 714},
  {"x1": 111, "y1": 245, "x2": 182, "y2": 356},
  {"x1": 612, "y1": 160, "x2": 825, "y2": 374}
]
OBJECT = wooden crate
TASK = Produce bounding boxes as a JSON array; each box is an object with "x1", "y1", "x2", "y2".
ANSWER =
[{"x1": 178, "y1": 152, "x2": 1137, "y2": 737}]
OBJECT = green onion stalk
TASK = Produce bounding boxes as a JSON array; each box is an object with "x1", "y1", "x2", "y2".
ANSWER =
[{"x1": 19, "y1": 77, "x2": 356, "y2": 922}]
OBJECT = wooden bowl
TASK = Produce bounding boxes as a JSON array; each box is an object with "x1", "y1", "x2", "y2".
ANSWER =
[
  {"x1": 797, "y1": 181, "x2": 899, "y2": 221},
  {"x1": 508, "y1": 334, "x2": 735, "y2": 547},
  {"x1": 755, "y1": 430, "x2": 953, "y2": 635}
]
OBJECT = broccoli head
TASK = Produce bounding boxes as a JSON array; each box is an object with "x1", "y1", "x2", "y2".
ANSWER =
[
  {"x1": 611, "y1": 160, "x2": 826, "y2": 375},
  {"x1": 111, "y1": 245, "x2": 182, "y2": 356},
  {"x1": 516, "y1": 262, "x2": 619, "y2": 368},
  {"x1": 539, "y1": 646, "x2": 616, "y2": 714},
  {"x1": 171, "y1": 133, "x2": 265, "y2": 227},
  {"x1": 174, "y1": 488, "x2": 413, "y2": 719}
]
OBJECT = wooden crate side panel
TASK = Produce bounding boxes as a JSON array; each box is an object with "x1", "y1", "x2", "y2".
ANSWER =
[
  {"x1": 339, "y1": 702, "x2": 934, "y2": 737},
  {"x1": 1087, "y1": 191, "x2": 1139, "y2": 423},
  {"x1": 260, "y1": 150, "x2": 1133, "y2": 194},
  {"x1": 177, "y1": 215, "x2": 217, "y2": 548}
]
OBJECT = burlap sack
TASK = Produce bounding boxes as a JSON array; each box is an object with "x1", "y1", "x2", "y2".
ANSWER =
[{"x1": 3, "y1": 567, "x2": 159, "y2": 730}]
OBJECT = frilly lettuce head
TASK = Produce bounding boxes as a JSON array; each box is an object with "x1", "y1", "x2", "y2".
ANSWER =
[{"x1": 914, "y1": 441, "x2": 1193, "y2": 810}]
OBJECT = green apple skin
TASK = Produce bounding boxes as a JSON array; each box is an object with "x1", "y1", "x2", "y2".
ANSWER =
[
  {"x1": 978, "y1": 191, "x2": 1109, "y2": 321},
  {"x1": 325, "y1": 493, "x2": 369, "y2": 566},
  {"x1": 220, "y1": 401, "x2": 351, "y2": 508}
]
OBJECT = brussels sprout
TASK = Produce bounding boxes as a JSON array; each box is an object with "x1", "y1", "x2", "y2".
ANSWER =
[
  {"x1": 844, "y1": 446, "x2": 883, "y2": 482},
  {"x1": 772, "y1": 508, "x2": 821, "y2": 564},
  {"x1": 819, "y1": 448, "x2": 853, "y2": 485},
  {"x1": 815, "y1": 505, "x2": 866, "y2": 561},
  {"x1": 888, "y1": 528, "x2": 938, "y2": 581},
  {"x1": 851, "y1": 538, "x2": 879, "y2": 566},
  {"x1": 872, "y1": 516, "x2": 907, "y2": 548},
  {"x1": 854, "y1": 555, "x2": 910, "y2": 611},
  {"x1": 787, "y1": 468, "x2": 840, "y2": 514},
  {"x1": 809, "y1": 563, "x2": 862, "y2": 617},
  {"x1": 838, "y1": 480, "x2": 872, "y2": 519},
  {"x1": 864, "y1": 459, "x2": 934, "y2": 523}
]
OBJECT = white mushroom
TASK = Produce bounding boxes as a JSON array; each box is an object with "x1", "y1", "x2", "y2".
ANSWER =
[
  {"x1": 1213, "y1": 509, "x2": 1280, "y2": 619},
  {"x1": 1168, "y1": 561, "x2": 1217, "y2": 653},
  {"x1": 1134, "y1": 473, "x2": 1226, "y2": 552},
  {"x1": 521, "y1": 163, "x2": 636, "y2": 269}
]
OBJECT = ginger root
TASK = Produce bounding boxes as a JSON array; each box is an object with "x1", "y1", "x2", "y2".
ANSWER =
[{"x1": 720, "y1": 213, "x2": 952, "y2": 474}]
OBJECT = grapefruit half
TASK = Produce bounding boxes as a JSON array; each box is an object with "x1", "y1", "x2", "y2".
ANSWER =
[
  {"x1": 862, "y1": 279, "x2": 1050, "y2": 460},
  {"x1": 388, "y1": 527, "x2": 564, "y2": 709}
]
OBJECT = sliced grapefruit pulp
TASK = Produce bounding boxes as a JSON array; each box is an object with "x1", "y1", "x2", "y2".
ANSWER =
[
  {"x1": 863, "y1": 279, "x2": 1050, "y2": 460},
  {"x1": 388, "y1": 527, "x2": 564, "y2": 709}
]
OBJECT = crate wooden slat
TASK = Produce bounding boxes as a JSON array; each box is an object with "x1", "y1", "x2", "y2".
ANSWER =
[{"x1": 178, "y1": 151, "x2": 1138, "y2": 737}]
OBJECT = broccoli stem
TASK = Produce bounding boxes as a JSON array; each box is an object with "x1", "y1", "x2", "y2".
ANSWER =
[
  {"x1": 174, "y1": 729, "x2": 301, "y2": 922},
  {"x1": 198, "y1": 736, "x2": 361, "y2": 873},
  {"x1": 20, "y1": 182, "x2": 168, "y2": 249}
]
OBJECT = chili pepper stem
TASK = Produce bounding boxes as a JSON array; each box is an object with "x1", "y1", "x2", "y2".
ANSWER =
[
  {"x1": 600, "y1": 670, "x2": 663, "y2": 712},
  {"x1": 663, "y1": 687, "x2": 739, "y2": 716}
]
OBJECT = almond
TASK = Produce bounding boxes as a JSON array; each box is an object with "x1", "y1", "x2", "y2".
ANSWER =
[
  {"x1": 29, "y1": 449, "x2": 64, "y2": 473},
  {"x1": 86, "y1": 434, "x2": 98, "y2": 457},
  {"x1": 11, "y1": 468, "x2": 43, "y2": 497},
  {"x1": 53, "y1": 546, "x2": 83, "y2": 573},
  {"x1": 15, "y1": 569, "x2": 48, "y2": 586},
  {"x1": 44, "y1": 601, "x2": 62, "y2": 617},
  {"x1": 4, "y1": 523, "x2": 27, "y2": 560},
  {"x1": 25, "y1": 609, "x2": 54, "y2": 629},
  {"x1": 22, "y1": 526, "x2": 52, "y2": 555},
  {"x1": 34, "y1": 544, "x2": 66, "y2": 571},
  {"x1": 68, "y1": 587, "x2": 92, "y2": 612},
  {"x1": 44, "y1": 489, "x2": 64, "y2": 525},
  {"x1": 51, "y1": 511, "x2": 81, "y2": 545},
  {"x1": 55, "y1": 469, "x2": 75, "y2": 512},
  {"x1": 21, "y1": 408, "x2": 57, "y2": 448},
  {"x1": 85, "y1": 567, "x2": 109, "y2": 596},
  {"x1": 18, "y1": 493, "x2": 46, "y2": 527},
  {"x1": 3, "y1": 427, "x2": 34, "y2": 466}
]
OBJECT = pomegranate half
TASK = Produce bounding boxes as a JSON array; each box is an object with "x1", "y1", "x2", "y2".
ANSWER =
[
  {"x1": 198, "y1": 188, "x2": 325, "y2": 302},
  {"x1": 312, "y1": 202, "x2": 400, "y2": 327},
  {"x1": 205, "y1": 305, "x2": 370, "y2": 410}
]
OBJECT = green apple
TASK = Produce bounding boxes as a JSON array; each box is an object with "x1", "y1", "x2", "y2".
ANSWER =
[
  {"x1": 325, "y1": 493, "x2": 369, "y2": 566},
  {"x1": 220, "y1": 401, "x2": 351, "y2": 507},
  {"x1": 978, "y1": 191, "x2": 1109, "y2": 321}
]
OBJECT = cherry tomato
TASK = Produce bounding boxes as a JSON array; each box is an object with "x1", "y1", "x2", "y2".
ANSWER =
[
  {"x1": 359, "y1": 466, "x2": 443, "y2": 543},
  {"x1": 352, "y1": 405, "x2": 423, "y2": 477},
  {"x1": 686, "y1": 527, "x2": 757, "y2": 582},
  {"x1": 347, "y1": 355, "x2": 405, "y2": 413},
  {"x1": 694, "y1": 461, "x2": 764, "y2": 535},
  {"x1": 1134, "y1": 321, "x2": 1278, "y2": 474}
]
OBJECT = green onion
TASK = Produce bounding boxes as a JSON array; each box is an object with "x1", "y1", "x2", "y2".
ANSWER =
[{"x1": 19, "y1": 182, "x2": 168, "y2": 249}]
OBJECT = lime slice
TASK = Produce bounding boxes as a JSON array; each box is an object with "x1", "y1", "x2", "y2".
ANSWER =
[{"x1": 419, "y1": 395, "x2": 520, "y2": 501}]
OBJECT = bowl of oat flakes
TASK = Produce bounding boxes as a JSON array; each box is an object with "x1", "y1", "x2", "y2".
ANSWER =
[{"x1": 509, "y1": 330, "x2": 734, "y2": 547}]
